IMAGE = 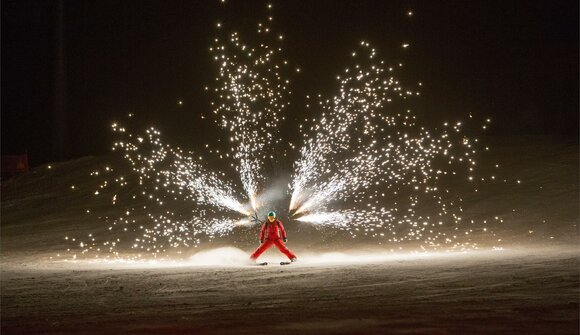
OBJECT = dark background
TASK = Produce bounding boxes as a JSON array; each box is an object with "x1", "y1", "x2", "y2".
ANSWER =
[{"x1": 2, "y1": 0, "x2": 578, "y2": 166}]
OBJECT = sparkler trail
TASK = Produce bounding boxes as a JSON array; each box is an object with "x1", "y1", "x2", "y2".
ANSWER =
[
  {"x1": 289, "y1": 42, "x2": 409, "y2": 213},
  {"x1": 68, "y1": 122, "x2": 250, "y2": 259},
  {"x1": 289, "y1": 42, "x2": 492, "y2": 248},
  {"x1": 209, "y1": 2, "x2": 293, "y2": 209},
  {"x1": 63, "y1": 3, "x2": 502, "y2": 261},
  {"x1": 66, "y1": 2, "x2": 295, "y2": 259},
  {"x1": 110, "y1": 123, "x2": 250, "y2": 215}
]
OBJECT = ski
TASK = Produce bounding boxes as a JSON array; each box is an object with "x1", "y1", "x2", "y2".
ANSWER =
[
  {"x1": 280, "y1": 261, "x2": 291, "y2": 265},
  {"x1": 257, "y1": 262, "x2": 268, "y2": 266}
]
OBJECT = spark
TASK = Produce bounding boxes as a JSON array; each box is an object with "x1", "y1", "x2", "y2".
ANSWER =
[
  {"x1": 289, "y1": 42, "x2": 489, "y2": 248},
  {"x1": 209, "y1": 19, "x2": 292, "y2": 206},
  {"x1": 66, "y1": 4, "x2": 293, "y2": 260},
  {"x1": 64, "y1": 3, "x2": 500, "y2": 261}
]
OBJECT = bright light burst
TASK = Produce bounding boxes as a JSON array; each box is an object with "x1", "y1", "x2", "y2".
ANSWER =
[
  {"x1": 289, "y1": 41, "x2": 492, "y2": 249},
  {"x1": 64, "y1": 3, "x2": 500, "y2": 261},
  {"x1": 66, "y1": 2, "x2": 293, "y2": 260},
  {"x1": 112, "y1": 124, "x2": 251, "y2": 215},
  {"x1": 209, "y1": 3, "x2": 291, "y2": 209},
  {"x1": 70, "y1": 123, "x2": 250, "y2": 259}
]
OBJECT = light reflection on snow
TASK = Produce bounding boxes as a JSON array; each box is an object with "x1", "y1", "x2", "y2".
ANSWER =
[{"x1": 54, "y1": 247, "x2": 509, "y2": 270}]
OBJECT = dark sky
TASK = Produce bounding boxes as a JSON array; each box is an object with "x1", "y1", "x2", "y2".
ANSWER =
[{"x1": 2, "y1": 0, "x2": 578, "y2": 166}]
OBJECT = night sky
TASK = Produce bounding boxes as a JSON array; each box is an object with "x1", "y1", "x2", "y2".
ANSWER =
[{"x1": 2, "y1": 0, "x2": 578, "y2": 166}]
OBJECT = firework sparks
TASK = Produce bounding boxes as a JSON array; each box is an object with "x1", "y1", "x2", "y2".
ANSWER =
[
  {"x1": 64, "y1": 3, "x2": 501, "y2": 261},
  {"x1": 111, "y1": 123, "x2": 251, "y2": 215},
  {"x1": 67, "y1": 3, "x2": 294, "y2": 259},
  {"x1": 209, "y1": 3, "x2": 292, "y2": 208},
  {"x1": 295, "y1": 208, "x2": 393, "y2": 229},
  {"x1": 68, "y1": 122, "x2": 251, "y2": 259},
  {"x1": 289, "y1": 41, "x2": 488, "y2": 249}
]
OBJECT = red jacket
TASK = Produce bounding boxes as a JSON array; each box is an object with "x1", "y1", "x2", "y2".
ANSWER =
[{"x1": 260, "y1": 219, "x2": 287, "y2": 240}]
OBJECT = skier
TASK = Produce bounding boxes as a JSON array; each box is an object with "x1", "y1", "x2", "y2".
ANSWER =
[{"x1": 250, "y1": 211, "x2": 297, "y2": 263}]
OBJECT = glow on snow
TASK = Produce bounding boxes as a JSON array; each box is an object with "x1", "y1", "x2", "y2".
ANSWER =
[{"x1": 64, "y1": 2, "x2": 501, "y2": 262}]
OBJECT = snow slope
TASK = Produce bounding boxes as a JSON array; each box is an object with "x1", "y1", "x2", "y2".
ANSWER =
[
  {"x1": 1, "y1": 248, "x2": 578, "y2": 335},
  {"x1": 1, "y1": 136, "x2": 578, "y2": 334}
]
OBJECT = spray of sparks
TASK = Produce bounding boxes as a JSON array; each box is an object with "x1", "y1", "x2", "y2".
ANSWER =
[
  {"x1": 70, "y1": 122, "x2": 252, "y2": 259},
  {"x1": 289, "y1": 41, "x2": 493, "y2": 248},
  {"x1": 64, "y1": 2, "x2": 501, "y2": 260},
  {"x1": 208, "y1": 3, "x2": 291, "y2": 210},
  {"x1": 65, "y1": 2, "x2": 295, "y2": 260}
]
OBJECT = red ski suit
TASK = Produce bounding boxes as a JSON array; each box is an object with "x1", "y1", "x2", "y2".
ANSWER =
[{"x1": 250, "y1": 219, "x2": 297, "y2": 261}]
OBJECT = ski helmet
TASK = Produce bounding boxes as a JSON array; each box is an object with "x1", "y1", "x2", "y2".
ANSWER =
[{"x1": 267, "y1": 211, "x2": 276, "y2": 218}]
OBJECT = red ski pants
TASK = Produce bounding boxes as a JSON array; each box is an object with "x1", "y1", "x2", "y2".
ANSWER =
[{"x1": 250, "y1": 238, "x2": 296, "y2": 260}]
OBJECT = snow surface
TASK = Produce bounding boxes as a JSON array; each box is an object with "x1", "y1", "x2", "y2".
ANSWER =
[
  {"x1": 1, "y1": 248, "x2": 578, "y2": 334},
  {"x1": 1, "y1": 136, "x2": 578, "y2": 334}
]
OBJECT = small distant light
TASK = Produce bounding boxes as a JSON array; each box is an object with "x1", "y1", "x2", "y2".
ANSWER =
[
  {"x1": 178, "y1": 100, "x2": 183, "y2": 105},
  {"x1": 47, "y1": 165, "x2": 52, "y2": 169},
  {"x1": 402, "y1": 43, "x2": 410, "y2": 48},
  {"x1": 407, "y1": 10, "x2": 414, "y2": 16},
  {"x1": 216, "y1": 22, "x2": 222, "y2": 28}
]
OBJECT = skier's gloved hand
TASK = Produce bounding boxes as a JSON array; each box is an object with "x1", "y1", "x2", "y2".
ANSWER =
[{"x1": 283, "y1": 238, "x2": 288, "y2": 243}]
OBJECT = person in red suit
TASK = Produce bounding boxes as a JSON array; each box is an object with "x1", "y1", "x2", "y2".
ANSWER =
[{"x1": 250, "y1": 211, "x2": 297, "y2": 262}]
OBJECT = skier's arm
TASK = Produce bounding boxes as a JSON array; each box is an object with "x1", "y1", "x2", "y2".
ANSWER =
[
  {"x1": 259, "y1": 222, "x2": 267, "y2": 242},
  {"x1": 278, "y1": 221, "x2": 287, "y2": 240}
]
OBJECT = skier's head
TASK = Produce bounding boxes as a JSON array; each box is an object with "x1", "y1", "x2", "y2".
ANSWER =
[{"x1": 267, "y1": 211, "x2": 276, "y2": 222}]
